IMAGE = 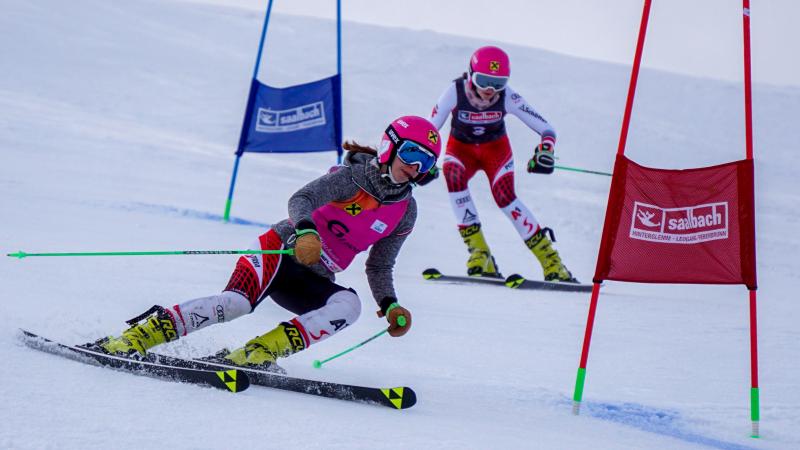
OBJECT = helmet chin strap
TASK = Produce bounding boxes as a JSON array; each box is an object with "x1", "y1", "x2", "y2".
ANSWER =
[{"x1": 381, "y1": 161, "x2": 408, "y2": 187}]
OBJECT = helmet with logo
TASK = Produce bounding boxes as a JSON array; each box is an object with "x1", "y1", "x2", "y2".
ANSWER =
[
  {"x1": 378, "y1": 116, "x2": 441, "y2": 176},
  {"x1": 468, "y1": 46, "x2": 510, "y2": 91}
]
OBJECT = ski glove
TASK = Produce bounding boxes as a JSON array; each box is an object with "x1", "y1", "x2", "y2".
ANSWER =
[
  {"x1": 377, "y1": 297, "x2": 412, "y2": 337},
  {"x1": 527, "y1": 143, "x2": 555, "y2": 174},
  {"x1": 413, "y1": 165, "x2": 439, "y2": 186},
  {"x1": 294, "y1": 220, "x2": 321, "y2": 266}
]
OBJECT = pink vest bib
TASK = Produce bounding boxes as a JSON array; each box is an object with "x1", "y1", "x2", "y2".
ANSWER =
[{"x1": 312, "y1": 190, "x2": 409, "y2": 273}]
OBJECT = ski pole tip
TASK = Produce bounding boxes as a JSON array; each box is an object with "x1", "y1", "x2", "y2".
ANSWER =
[
  {"x1": 312, "y1": 359, "x2": 322, "y2": 369},
  {"x1": 8, "y1": 251, "x2": 26, "y2": 259}
]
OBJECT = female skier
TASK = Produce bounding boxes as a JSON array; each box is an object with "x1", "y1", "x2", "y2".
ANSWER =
[
  {"x1": 429, "y1": 45, "x2": 576, "y2": 282},
  {"x1": 94, "y1": 116, "x2": 442, "y2": 369}
]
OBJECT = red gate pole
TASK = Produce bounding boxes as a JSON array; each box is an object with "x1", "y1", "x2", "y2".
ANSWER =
[
  {"x1": 572, "y1": 283, "x2": 601, "y2": 415},
  {"x1": 616, "y1": 0, "x2": 652, "y2": 158},
  {"x1": 749, "y1": 289, "x2": 760, "y2": 437},
  {"x1": 571, "y1": 0, "x2": 652, "y2": 416},
  {"x1": 742, "y1": 0, "x2": 760, "y2": 438},
  {"x1": 743, "y1": 0, "x2": 754, "y2": 161}
]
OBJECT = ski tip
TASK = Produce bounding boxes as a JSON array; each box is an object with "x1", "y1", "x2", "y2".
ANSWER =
[
  {"x1": 214, "y1": 369, "x2": 251, "y2": 393},
  {"x1": 17, "y1": 329, "x2": 48, "y2": 346},
  {"x1": 421, "y1": 268, "x2": 442, "y2": 280},
  {"x1": 504, "y1": 274, "x2": 525, "y2": 289},
  {"x1": 380, "y1": 386, "x2": 417, "y2": 409}
]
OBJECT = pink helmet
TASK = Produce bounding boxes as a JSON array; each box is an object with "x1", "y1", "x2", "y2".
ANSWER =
[
  {"x1": 378, "y1": 116, "x2": 441, "y2": 174},
  {"x1": 470, "y1": 45, "x2": 510, "y2": 77},
  {"x1": 468, "y1": 46, "x2": 510, "y2": 91}
]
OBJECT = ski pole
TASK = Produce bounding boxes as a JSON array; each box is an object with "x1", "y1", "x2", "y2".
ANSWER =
[
  {"x1": 312, "y1": 316, "x2": 407, "y2": 369},
  {"x1": 7, "y1": 249, "x2": 294, "y2": 259},
  {"x1": 555, "y1": 165, "x2": 612, "y2": 177}
]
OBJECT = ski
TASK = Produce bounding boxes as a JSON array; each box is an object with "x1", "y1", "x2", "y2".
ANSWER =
[
  {"x1": 144, "y1": 352, "x2": 417, "y2": 410},
  {"x1": 19, "y1": 330, "x2": 250, "y2": 393},
  {"x1": 503, "y1": 273, "x2": 594, "y2": 292},
  {"x1": 422, "y1": 268, "x2": 594, "y2": 293}
]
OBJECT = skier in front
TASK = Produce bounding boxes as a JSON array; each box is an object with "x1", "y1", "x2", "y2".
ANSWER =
[
  {"x1": 428, "y1": 45, "x2": 577, "y2": 282},
  {"x1": 93, "y1": 116, "x2": 442, "y2": 370}
]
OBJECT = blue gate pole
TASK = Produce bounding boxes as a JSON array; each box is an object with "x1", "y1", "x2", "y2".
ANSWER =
[
  {"x1": 224, "y1": 0, "x2": 275, "y2": 222},
  {"x1": 335, "y1": 0, "x2": 343, "y2": 164}
]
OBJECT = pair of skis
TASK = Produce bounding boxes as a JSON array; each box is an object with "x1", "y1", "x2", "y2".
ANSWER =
[
  {"x1": 422, "y1": 268, "x2": 594, "y2": 293},
  {"x1": 21, "y1": 269, "x2": 588, "y2": 406},
  {"x1": 20, "y1": 330, "x2": 416, "y2": 410}
]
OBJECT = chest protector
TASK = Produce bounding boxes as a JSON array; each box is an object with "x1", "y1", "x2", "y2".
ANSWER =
[
  {"x1": 450, "y1": 76, "x2": 508, "y2": 144},
  {"x1": 312, "y1": 189, "x2": 409, "y2": 273}
]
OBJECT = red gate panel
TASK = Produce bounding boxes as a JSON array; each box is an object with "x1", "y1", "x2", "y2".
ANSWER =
[{"x1": 594, "y1": 154, "x2": 756, "y2": 288}]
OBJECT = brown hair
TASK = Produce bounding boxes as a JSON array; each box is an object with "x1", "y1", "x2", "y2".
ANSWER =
[{"x1": 342, "y1": 140, "x2": 378, "y2": 156}]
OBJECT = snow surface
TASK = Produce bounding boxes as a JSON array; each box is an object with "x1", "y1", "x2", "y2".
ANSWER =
[{"x1": 1, "y1": 0, "x2": 798, "y2": 449}]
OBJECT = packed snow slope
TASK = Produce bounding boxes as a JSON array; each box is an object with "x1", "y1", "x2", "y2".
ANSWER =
[{"x1": 1, "y1": 0, "x2": 798, "y2": 449}]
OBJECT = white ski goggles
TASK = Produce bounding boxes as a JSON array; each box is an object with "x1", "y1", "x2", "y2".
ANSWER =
[{"x1": 471, "y1": 72, "x2": 509, "y2": 91}]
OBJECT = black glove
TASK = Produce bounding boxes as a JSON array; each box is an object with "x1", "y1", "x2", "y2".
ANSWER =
[
  {"x1": 376, "y1": 297, "x2": 412, "y2": 337},
  {"x1": 413, "y1": 165, "x2": 440, "y2": 186},
  {"x1": 527, "y1": 143, "x2": 555, "y2": 174}
]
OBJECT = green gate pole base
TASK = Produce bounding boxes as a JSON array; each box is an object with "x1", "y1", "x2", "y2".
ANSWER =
[
  {"x1": 750, "y1": 387, "x2": 760, "y2": 438},
  {"x1": 223, "y1": 198, "x2": 233, "y2": 222},
  {"x1": 572, "y1": 367, "x2": 587, "y2": 415}
]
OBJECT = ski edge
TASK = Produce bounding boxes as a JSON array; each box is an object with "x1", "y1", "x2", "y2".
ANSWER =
[
  {"x1": 422, "y1": 268, "x2": 594, "y2": 292},
  {"x1": 18, "y1": 329, "x2": 250, "y2": 393},
  {"x1": 148, "y1": 353, "x2": 417, "y2": 410}
]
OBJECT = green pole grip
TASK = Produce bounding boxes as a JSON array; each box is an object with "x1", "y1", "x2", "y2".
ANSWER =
[{"x1": 397, "y1": 316, "x2": 407, "y2": 327}]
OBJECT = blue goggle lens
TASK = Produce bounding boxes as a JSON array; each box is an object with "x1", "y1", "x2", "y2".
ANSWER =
[{"x1": 395, "y1": 141, "x2": 436, "y2": 174}]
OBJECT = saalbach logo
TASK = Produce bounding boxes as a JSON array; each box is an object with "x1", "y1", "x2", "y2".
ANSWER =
[
  {"x1": 457, "y1": 110, "x2": 502, "y2": 124},
  {"x1": 256, "y1": 101, "x2": 326, "y2": 133},
  {"x1": 629, "y1": 201, "x2": 729, "y2": 244}
]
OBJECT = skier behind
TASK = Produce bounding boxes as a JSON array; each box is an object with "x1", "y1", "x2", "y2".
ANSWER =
[
  {"x1": 428, "y1": 45, "x2": 577, "y2": 282},
  {"x1": 92, "y1": 116, "x2": 442, "y2": 370}
]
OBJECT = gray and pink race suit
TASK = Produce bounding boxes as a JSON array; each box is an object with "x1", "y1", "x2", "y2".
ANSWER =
[
  {"x1": 163, "y1": 152, "x2": 417, "y2": 349},
  {"x1": 313, "y1": 190, "x2": 410, "y2": 273}
]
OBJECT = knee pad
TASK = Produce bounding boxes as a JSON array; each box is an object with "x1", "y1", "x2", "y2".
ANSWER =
[
  {"x1": 224, "y1": 230, "x2": 283, "y2": 306},
  {"x1": 443, "y1": 158, "x2": 468, "y2": 192},
  {"x1": 491, "y1": 173, "x2": 517, "y2": 208},
  {"x1": 326, "y1": 289, "x2": 362, "y2": 325},
  {"x1": 291, "y1": 289, "x2": 362, "y2": 346}
]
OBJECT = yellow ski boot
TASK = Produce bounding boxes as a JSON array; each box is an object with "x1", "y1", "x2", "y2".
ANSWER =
[
  {"x1": 96, "y1": 305, "x2": 178, "y2": 358},
  {"x1": 460, "y1": 223, "x2": 501, "y2": 278},
  {"x1": 525, "y1": 227, "x2": 578, "y2": 283},
  {"x1": 224, "y1": 322, "x2": 306, "y2": 370}
]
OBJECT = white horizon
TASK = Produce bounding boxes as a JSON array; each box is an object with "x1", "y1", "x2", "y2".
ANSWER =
[{"x1": 178, "y1": 0, "x2": 799, "y2": 87}]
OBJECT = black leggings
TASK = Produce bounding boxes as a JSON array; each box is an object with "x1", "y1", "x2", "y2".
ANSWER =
[{"x1": 257, "y1": 256, "x2": 352, "y2": 316}]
